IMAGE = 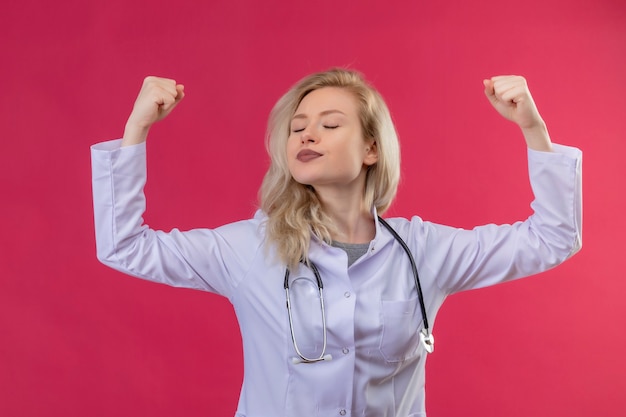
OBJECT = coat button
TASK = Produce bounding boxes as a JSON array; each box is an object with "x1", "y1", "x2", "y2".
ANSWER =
[{"x1": 339, "y1": 410, "x2": 346, "y2": 416}]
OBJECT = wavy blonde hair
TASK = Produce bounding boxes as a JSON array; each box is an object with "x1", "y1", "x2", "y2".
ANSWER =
[{"x1": 259, "y1": 68, "x2": 400, "y2": 269}]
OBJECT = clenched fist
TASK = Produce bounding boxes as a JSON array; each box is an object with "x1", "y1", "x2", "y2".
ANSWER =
[
  {"x1": 122, "y1": 76, "x2": 185, "y2": 146},
  {"x1": 483, "y1": 75, "x2": 552, "y2": 152}
]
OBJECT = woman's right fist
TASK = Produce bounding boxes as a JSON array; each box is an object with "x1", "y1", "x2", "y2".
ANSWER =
[{"x1": 122, "y1": 76, "x2": 185, "y2": 146}]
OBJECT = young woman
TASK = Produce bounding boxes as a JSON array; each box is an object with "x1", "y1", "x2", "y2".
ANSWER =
[{"x1": 91, "y1": 68, "x2": 582, "y2": 417}]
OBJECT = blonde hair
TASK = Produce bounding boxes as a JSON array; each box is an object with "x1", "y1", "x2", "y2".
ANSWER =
[{"x1": 259, "y1": 68, "x2": 400, "y2": 269}]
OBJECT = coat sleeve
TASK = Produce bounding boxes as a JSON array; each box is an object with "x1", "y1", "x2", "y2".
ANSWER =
[
  {"x1": 90, "y1": 139, "x2": 262, "y2": 299},
  {"x1": 414, "y1": 143, "x2": 582, "y2": 295}
]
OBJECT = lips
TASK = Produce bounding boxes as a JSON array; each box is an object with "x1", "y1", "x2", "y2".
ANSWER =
[{"x1": 296, "y1": 149, "x2": 322, "y2": 162}]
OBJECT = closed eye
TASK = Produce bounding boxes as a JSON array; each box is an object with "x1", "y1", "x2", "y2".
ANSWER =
[{"x1": 291, "y1": 125, "x2": 338, "y2": 133}]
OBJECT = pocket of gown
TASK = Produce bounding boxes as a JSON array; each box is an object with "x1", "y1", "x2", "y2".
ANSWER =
[{"x1": 378, "y1": 297, "x2": 421, "y2": 362}]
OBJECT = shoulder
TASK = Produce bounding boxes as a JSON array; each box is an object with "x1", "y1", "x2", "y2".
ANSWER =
[
  {"x1": 379, "y1": 215, "x2": 442, "y2": 237},
  {"x1": 213, "y1": 209, "x2": 267, "y2": 244}
]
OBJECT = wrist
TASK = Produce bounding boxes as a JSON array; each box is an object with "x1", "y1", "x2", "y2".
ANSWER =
[
  {"x1": 122, "y1": 121, "x2": 150, "y2": 147},
  {"x1": 521, "y1": 122, "x2": 552, "y2": 152}
]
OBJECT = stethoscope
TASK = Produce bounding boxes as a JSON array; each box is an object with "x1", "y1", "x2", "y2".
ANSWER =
[{"x1": 284, "y1": 216, "x2": 434, "y2": 364}]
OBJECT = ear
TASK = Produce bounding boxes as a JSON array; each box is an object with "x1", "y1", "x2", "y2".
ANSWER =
[{"x1": 363, "y1": 140, "x2": 378, "y2": 166}]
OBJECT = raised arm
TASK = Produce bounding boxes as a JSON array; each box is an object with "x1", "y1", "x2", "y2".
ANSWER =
[
  {"x1": 90, "y1": 77, "x2": 249, "y2": 297},
  {"x1": 414, "y1": 76, "x2": 582, "y2": 294}
]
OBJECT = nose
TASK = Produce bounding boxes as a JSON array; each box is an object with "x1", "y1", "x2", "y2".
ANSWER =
[{"x1": 300, "y1": 127, "x2": 317, "y2": 144}]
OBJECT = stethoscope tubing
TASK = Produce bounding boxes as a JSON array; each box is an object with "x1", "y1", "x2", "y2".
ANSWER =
[
  {"x1": 284, "y1": 262, "x2": 330, "y2": 363},
  {"x1": 377, "y1": 216, "x2": 431, "y2": 333},
  {"x1": 283, "y1": 217, "x2": 434, "y2": 363}
]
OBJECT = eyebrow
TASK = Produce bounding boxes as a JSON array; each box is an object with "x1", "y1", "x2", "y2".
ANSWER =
[{"x1": 291, "y1": 109, "x2": 346, "y2": 120}]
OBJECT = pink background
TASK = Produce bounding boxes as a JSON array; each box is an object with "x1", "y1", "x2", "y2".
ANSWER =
[{"x1": 2, "y1": 0, "x2": 625, "y2": 415}]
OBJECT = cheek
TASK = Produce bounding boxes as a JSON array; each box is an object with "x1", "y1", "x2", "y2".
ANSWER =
[
  {"x1": 285, "y1": 137, "x2": 300, "y2": 173},
  {"x1": 342, "y1": 139, "x2": 368, "y2": 165},
  {"x1": 286, "y1": 135, "x2": 299, "y2": 156}
]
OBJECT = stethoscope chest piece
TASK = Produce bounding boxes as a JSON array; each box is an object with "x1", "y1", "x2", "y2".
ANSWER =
[{"x1": 420, "y1": 329, "x2": 435, "y2": 354}]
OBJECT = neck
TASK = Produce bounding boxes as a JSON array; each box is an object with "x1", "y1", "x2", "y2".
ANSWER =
[{"x1": 314, "y1": 183, "x2": 375, "y2": 244}]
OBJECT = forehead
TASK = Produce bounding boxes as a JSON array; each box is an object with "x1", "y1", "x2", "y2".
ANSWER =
[{"x1": 294, "y1": 87, "x2": 358, "y2": 116}]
